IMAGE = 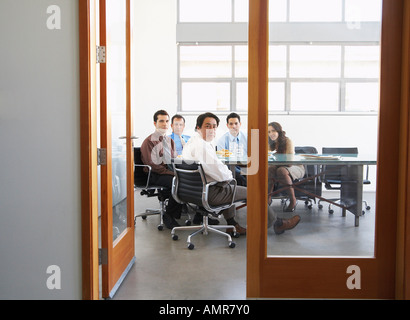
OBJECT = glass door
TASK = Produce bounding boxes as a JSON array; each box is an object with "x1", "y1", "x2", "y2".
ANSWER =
[
  {"x1": 247, "y1": 0, "x2": 399, "y2": 299},
  {"x1": 99, "y1": 0, "x2": 135, "y2": 299}
]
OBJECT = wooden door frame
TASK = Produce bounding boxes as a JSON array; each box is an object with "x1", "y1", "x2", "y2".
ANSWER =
[
  {"x1": 99, "y1": 0, "x2": 135, "y2": 299},
  {"x1": 79, "y1": 0, "x2": 134, "y2": 300},
  {"x1": 79, "y1": 0, "x2": 99, "y2": 300},
  {"x1": 247, "y1": 0, "x2": 410, "y2": 299},
  {"x1": 79, "y1": 0, "x2": 410, "y2": 299}
]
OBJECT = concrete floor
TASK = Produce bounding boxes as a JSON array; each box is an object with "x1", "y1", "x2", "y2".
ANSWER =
[{"x1": 109, "y1": 191, "x2": 375, "y2": 300}]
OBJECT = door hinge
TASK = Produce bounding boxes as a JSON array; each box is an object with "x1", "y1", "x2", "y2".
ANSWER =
[
  {"x1": 99, "y1": 248, "x2": 108, "y2": 265},
  {"x1": 97, "y1": 148, "x2": 107, "y2": 166},
  {"x1": 96, "y1": 46, "x2": 106, "y2": 63}
]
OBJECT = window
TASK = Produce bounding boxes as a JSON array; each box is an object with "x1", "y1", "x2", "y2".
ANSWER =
[{"x1": 177, "y1": 0, "x2": 381, "y2": 113}]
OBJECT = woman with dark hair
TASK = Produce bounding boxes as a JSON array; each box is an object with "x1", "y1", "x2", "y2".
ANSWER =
[{"x1": 268, "y1": 122, "x2": 305, "y2": 212}]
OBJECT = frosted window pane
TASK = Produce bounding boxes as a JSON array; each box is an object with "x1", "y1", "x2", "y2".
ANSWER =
[
  {"x1": 180, "y1": 46, "x2": 232, "y2": 78},
  {"x1": 290, "y1": 46, "x2": 341, "y2": 78},
  {"x1": 345, "y1": 83, "x2": 379, "y2": 112},
  {"x1": 181, "y1": 82, "x2": 230, "y2": 111},
  {"x1": 291, "y1": 83, "x2": 339, "y2": 111},
  {"x1": 345, "y1": 46, "x2": 380, "y2": 78},
  {"x1": 269, "y1": 82, "x2": 285, "y2": 111},
  {"x1": 269, "y1": 0, "x2": 287, "y2": 22},
  {"x1": 290, "y1": 0, "x2": 342, "y2": 22},
  {"x1": 235, "y1": 46, "x2": 248, "y2": 78},
  {"x1": 345, "y1": 0, "x2": 382, "y2": 22},
  {"x1": 234, "y1": 0, "x2": 248, "y2": 22},
  {"x1": 269, "y1": 45, "x2": 287, "y2": 78},
  {"x1": 236, "y1": 82, "x2": 248, "y2": 111},
  {"x1": 179, "y1": 0, "x2": 231, "y2": 22}
]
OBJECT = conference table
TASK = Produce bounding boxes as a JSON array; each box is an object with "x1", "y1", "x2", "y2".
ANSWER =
[{"x1": 218, "y1": 152, "x2": 377, "y2": 227}]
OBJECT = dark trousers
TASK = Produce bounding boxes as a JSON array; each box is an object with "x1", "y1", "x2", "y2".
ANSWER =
[{"x1": 149, "y1": 172, "x2": 183, "y2": 219}]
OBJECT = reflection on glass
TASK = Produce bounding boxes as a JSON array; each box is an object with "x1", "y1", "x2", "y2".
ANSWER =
[
  {"x1": 267, "y1": 0, "x2": 379, "y2": 257},
  {"x1": 181, "y1": 82, "x2": 230, "y2": 111},
  {"x1": 107, "y1": 0, "x2": 127, "y2": 242}
]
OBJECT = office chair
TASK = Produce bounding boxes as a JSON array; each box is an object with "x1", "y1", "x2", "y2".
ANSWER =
[
  {"x1": 319, "y1": 147, "x2": 371, "y2": 214},
  {"x1": 170, "y1": 160, "x2": 240, "y2": 250},
  {"x1": 293, "y1": 146, "x2": 322, "y2": 209},
  {"x1": 268, "y1": 146, "x2": 322, "y2": 211},
  {"x1": 133, "y1": 147, "x2": 168, "y2": 231}
]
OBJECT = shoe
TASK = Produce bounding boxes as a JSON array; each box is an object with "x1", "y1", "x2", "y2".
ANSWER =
[
  {"x1": 193, "y1": 213, "x2": 219, "y2": 225},
  {"x1": 273, "y1": 215, "x2": 300, "y2": 235},
  {"x1": 283, "y1": 201, "x2": 297, "y2": 212},
  {"x1": 163, "y1": 213, "x2": 180, "y2": 229},
  {"x1": 227, "y1": 223, "x2": 246, "y2": 236}
]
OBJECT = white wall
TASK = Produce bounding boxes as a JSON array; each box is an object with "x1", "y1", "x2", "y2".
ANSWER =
[
  {"x1": 132, "y1": 0, "x2": 178, "y2": 144},
  {"x1": 0, "y1": 0, "x2": 81, "y2": 299}
]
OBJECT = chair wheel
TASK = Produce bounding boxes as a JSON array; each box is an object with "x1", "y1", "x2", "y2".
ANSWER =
[
  {"x1": 188, "y1": 243, "x2": 194, "y2": 250},
  {"x1": 307, "y1": 204, "x2": 312, "y2": 209},
  {"x1": 185, "y1": 220, "x2": 191, "y2": 226},
  {"x1": 366, "y1": 206, "x2": 371, "y2": 210},
  {"x1": 329, "y1": 209, "x2": 334, "y2": 214},
  {"x1": 141, "y1": 215, "x2": 147, "y2": 220},
  {"x1": 318, "y1": 204, "x2": 323, "y2": 209},
  {"x1": 232, "y1": 232, "x2": 240, "y2": 238},
  {"x1": 172, "y1": 234, "x2": 178, "y2": 241},
  {"x1": 229, "y1": 242, "x2": 236, "y2": 248},
  {"x1": 158, "y1": 225, "x2": 164, "y2": 231}
]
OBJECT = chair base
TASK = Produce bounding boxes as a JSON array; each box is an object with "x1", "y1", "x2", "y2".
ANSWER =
[
  {"x1": 171, "y1": 215, "x2": 237, "y2": 250},
  {"x1": 134, "y1": 202, "x2": 166, "y2": 231},
  {"x1": 318, "y1": 199, "x2": 371, "y2": 215}
]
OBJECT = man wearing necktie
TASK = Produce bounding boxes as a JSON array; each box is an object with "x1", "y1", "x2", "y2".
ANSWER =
[
  {"x1": 169, "y1": 114, "x2": 190, "y2": 155},
  {"x1": 140, "y1": 110, "x2": 183, "y2": 229},
  {"x1": 216, "y1": 113, "x2": 247, "y2": 186}
]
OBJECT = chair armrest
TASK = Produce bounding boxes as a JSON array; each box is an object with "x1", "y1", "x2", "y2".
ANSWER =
[
  {"x1": 202, "y1": 178, "x2": 238, "y2": 213},
  {"x1": 134, "y1": 164, "x2": 152, "y2": 189}
]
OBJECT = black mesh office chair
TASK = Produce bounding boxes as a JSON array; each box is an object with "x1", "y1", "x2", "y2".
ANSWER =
[
  {"x1": 268, "y1": 146, "x2": 322, "y2": 211},
  {"x1": 319, "y1": 147, "x2": 371, "y2": 214},
  {"x1": 294, "y1": 146, "x2": 322, "y2": 209},
  {"x1": 133, "y1": 147, "x2": 168, "y2": 231},
  {"x1": 170, "y1": 160, "x2": 240, "y2": 250}
]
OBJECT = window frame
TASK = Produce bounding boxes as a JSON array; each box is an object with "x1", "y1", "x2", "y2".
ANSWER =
[{"x1": 177, "y1": 0, "x2": 381, "y2": 115}]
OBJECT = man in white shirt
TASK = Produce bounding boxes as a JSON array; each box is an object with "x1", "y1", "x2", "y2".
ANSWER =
[
  {"x1": 217, "y1": 113, "x2": 247, "y2": 186},
  {"x1": 182, "y1": 112, "x2": 301, "y2": 235}
]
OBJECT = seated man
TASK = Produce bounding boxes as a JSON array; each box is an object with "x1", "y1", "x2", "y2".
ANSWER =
[
  {"x1": 217, "y1": 112, "x2": 247, "y2": 186},
  {"x1": 168, "y1": 114, "x2": 190, "y2": 155},
  {"x1": 140, "y1": 109, "x2": 183, "y2": 229},
  {"x1": 182, "y1": 112, "x2": 300, "y2": 235}
]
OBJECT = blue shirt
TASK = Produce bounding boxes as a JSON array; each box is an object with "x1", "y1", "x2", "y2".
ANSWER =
[
  {"x1": 217, "y1": 131, "x2": 247, "y2": 155},
  {"x1": 169, "y1": 132, "x2": 191, "y2": 155}
]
